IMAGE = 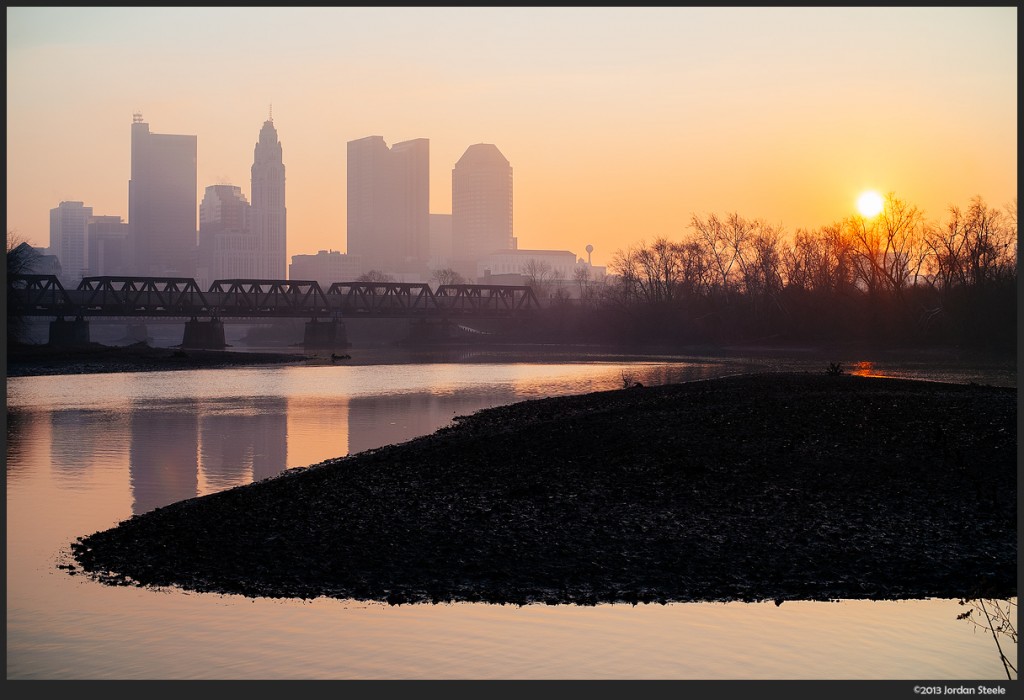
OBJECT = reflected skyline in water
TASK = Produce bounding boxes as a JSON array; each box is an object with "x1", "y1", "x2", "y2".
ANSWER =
[
  {"x1": 6, "y1": 356, "x2": 1016, "y2": 679},
  {"x1": 20, "y1": 359, "x2": 739, "y2": 515}
]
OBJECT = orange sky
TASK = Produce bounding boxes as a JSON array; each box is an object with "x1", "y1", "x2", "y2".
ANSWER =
[{"x1": 6, "y1": 7, "x2": 1017, "y2": 267}]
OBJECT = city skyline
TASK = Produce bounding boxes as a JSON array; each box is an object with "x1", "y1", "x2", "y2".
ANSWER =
[{"x1": 7, "y1": 7, "x2": 1017, "y2": 268}]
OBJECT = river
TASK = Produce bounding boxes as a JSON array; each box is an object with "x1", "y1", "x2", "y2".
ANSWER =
[{"x1": 5, "y1": 348, "x2": 1016, "y2": 680}]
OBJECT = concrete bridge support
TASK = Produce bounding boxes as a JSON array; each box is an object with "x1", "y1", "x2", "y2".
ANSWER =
[
  {"x1": 303, "y1": 319, "x2": 349, "y2": 350},
  {"x1": 182, "y1": 318, "x2": 226, "y2": 350},
  {"x1": 48, "y1": 317, "x2": 90, "y2": 346}
]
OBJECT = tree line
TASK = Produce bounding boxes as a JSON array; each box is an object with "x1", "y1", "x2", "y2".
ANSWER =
[{"x1": 530, "y1": 194, "x2": 1017, "y2": 352}]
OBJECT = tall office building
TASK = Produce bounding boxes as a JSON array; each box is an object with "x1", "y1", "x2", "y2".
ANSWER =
[
  {"x1": 87, "y1": 215, "x2": 130, "y2": 277},
  {"x1": 49, "y1": 200, "x2": 93, "y2": 284},
  {"x1": 346, "y1": 135, "x2": 429, "y2": 277},
  {"x1": 197, "y1": 184, "x2": 253, "y2": 286},
  {"x1": 451, "y1": 143, "x2": 514, "y2": 278},
  {"x1": 251, "y1": 116, "x2": 286, "y2": 279},
  {"x1": 289, "y1": 249, "x2": 362, "y2": 290},
  {"x1": 128, "y1": 113, "x2": 197, "y2": 277}
]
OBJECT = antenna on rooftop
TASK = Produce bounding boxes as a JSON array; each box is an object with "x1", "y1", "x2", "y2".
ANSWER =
[
  {"x1": 133, "y1": 111, "x2": 143, "y2": 123},
  {"x1": 269, "y1": 103, "x2": 273, "y2": 122}
]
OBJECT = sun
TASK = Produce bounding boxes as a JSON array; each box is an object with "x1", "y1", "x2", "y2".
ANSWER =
[{"x1": 856, "y1": 190, "x2": 884, "y2": 218}]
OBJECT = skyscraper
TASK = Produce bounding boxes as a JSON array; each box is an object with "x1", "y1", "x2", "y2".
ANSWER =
[
  {"x1": 87, "y1": 215, "x2": 130, "y2": 277},
  {"x1": 251, "y1": 116, "x2": 286, "y2": 279},
  {"x1": 128, "y1": 113, "x2": 197, "y2": 277},
  {"x1": 197, "y1": 184, "x2": 252, "y2": 286},
  {"x1": 49, "y1": 200, "x2": 92, "y2": 284},
  {"x1": 346, "y1": 135, "x2": 429, "y2": 277},
  {"x1": 451, "y1": 143, "x2": 514, "y2": 279}
]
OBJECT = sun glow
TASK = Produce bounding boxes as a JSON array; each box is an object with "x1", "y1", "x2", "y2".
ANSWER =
[{"x1": 856, "y1": 190, "x2": 885, "y2": 218}]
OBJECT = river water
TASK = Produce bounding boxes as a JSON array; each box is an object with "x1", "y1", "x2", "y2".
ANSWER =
[{"x1": 5, "y1": 348, "x2": 1016, "y2": 680}]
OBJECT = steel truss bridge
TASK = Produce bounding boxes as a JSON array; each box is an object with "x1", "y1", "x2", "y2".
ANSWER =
[{"x1": 7, "y1": 275, "x2": 542, "y2": 320}]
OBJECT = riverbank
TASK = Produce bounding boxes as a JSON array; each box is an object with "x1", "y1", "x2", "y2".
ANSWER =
[
  {"x1": 7, "y1": 339, "x2": 1015, "y2": 383},
  {"x1": 68, "y1": 372, "x2": 1016, "y2": 606},
  {"x1": 5, "y1": 341, "x2": 309, "y2": 377}
]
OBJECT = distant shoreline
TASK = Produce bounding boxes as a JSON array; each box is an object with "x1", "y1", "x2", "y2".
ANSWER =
[
  {"x1": 6, "y1": 339, "x2": 1014, "y2": 379},
  {"x1": 5, "y1": 341, "x2": 308, "y2": 377}
]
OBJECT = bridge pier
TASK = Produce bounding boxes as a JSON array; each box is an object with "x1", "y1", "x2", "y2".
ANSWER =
[
  {"x1": 48, "y1": 317, "x2": 90, "y2": 346},
  {"x1": 182, "y1": 318, "x2": 226, "y2": 350},
  {"x1": 303, "y1": 319, "x2": 349, "y2": 350}
]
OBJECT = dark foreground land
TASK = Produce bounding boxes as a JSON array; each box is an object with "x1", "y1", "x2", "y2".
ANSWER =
[{"x1": 68, "y1": 372, "x2": 1016, "y2": 606}]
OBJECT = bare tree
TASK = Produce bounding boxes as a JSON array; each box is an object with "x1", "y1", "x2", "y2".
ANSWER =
[
  {"x1": 743, "y1": 221, "x2": 786, "y2": 300},
  {"x1": 7, "y1": 232, "x2": 42, "y2": 344},
  {"x1": 926, "y1": 196, "x2": 1017, "y2": 291},
  {"x1": 522, "y1": 259, "x2": 553, "y2": 300},
  {"x1": 573, "y1": 264, "x2": 591, "y2": 302},
  {"x1": 845, "y1": 192, "x2": 928, "y2": 297},
  {"x1": 958, "y1": 598, "x2": 1017, "y2": 680},
  {"x1": 431, "y1": 267, "x2": 466, "y2": 286},
  {"x1": 6, "y1": 232, "x2": 41, "y2": 277},
  {"x1": 690, "y1": 212, "x2": 750, "y2": 301},
  {"x1": 356, "y1": 269, "x2": 396, "y2": 284}
]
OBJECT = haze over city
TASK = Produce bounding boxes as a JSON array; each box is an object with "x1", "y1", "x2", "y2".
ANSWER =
[{"x1": 6, "y1": 6, "x2": 1017, "y2": 269}]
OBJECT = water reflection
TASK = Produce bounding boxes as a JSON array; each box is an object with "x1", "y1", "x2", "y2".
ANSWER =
[
  {"x1": 6, "y1": 358, "x2": 1016, "y2": 679},
  {"x1": 51, "y1": 410, "x2": 103, "y2": 478},
  {"x1": 130, "y1": 401, "x2": 200, "y2": 514},
  {"x1": 199, "y1": 397, "x2": 288, "y2": 489},
  {"x1": 850, "y1": 360, "x2": 880, "y2": 378},
  {"x1": 117, "y1": 389, "x2": 526, "y2": 514}
]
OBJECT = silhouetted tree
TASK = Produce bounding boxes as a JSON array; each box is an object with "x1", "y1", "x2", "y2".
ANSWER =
[
  {"x1": 573, "y1": 264, "x2": 591, "y2": 302},
  {"x1": 356, "y1": 270, "x2": 395, "y2": 284},
  {"x1": 958, "y1": 598, "x2": 1017, "y2": 680},
  {"x1": 551, "y1": 194, "x2": 1013, "y2": 351},
  {"x1": 845, "y1": 192, "x2": 928, "y2": 298},
  {"x1": 522, "y1": 259, "x2": 553, "y2": 301},
  {"x1": 431, "y1": 267, "x2": 466, "y2": 286},
  {"x1": 690, "y1": 212, "x2": 750, "y2": 303},
  {"x1": 926, "y1": 196, "x2": 1017, "y2": 291},
  {"x1": 6, "y1": 232, "x2": 42, "y2": 344}
]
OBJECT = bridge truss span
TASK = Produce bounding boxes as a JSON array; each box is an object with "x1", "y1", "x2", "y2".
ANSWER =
[
  {"x1": 207, "y1": 279, "x2": 332, "y2": 318},
  {"x1": 75, "y1": 276, "x2": 212, "y2": 317},
  {"x1": 8, "y1": 275, "x2": 542, "y2": 320}
]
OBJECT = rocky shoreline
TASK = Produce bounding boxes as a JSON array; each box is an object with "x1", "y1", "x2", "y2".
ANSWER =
[{"x1": 67, "y1": 372, "x2": 1016, "y2": 606}]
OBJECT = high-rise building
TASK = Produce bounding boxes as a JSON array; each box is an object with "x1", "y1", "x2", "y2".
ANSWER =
[
  {"x1": 451, "y1": 143, "x2": 514, "y2": 278},
  {"x1": 128, "y1": 113, "x2": 197, "y2": 277},
  {"x1": 197, "y1": 184, "x2": 253, "y2": 287},
  {"x1": 49, "y1": 200, "x2": 93, "y2": 285},
  {"x1": 87, "y1": 215, "x2": 130, "y2": 277},
  {"x1": 251, "y1": 117, "x2": 286, "y2": 279},
  {"x1": 289, "y1": 249, "x2": 362, "y2": 290},
  {"x1": 428, "y1": 213, "x2": 453, "y2": 273},
  {"x1": 346, "y1": 135, "x2": 429, "y2": 277}
]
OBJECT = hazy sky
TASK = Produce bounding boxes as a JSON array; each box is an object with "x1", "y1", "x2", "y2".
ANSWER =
[{"x1": 7, "y1": 6, "x2": 1017, "y2": 267}]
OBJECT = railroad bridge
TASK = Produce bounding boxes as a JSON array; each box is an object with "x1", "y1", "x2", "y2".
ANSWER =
[{"x1": 7, "y1": 275, "x2": 541, "y2": 349}]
